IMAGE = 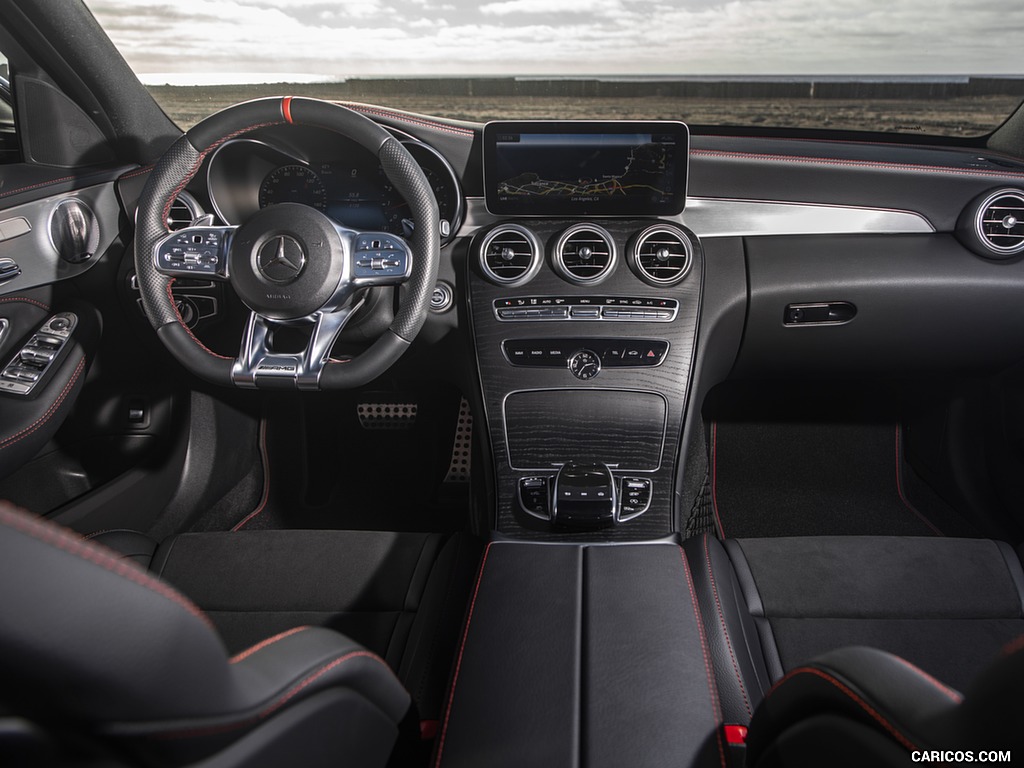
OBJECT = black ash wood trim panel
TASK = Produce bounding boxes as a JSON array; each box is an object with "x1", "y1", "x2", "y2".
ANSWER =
[
  {"x1": 467, "y1": 218, "x2": 703, "y2": 541},
  {"x1": 504, "y1": 389, "x2": 667, "y2": 471}
]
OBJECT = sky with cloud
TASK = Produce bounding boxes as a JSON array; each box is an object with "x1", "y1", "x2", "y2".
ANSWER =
[{"x1": 85, "y1": 0, "x2": 1024, "y2": 84}]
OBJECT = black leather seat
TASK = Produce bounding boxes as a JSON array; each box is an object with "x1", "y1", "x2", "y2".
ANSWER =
[
  {"x1": 684, "y1": 532, "x2": 1024, "y2": 764},
  {"x1": 744, "y1": 642, "x2": 1024, "y2": 767},
  {"x1": 0, "y1": 502, "x2": 412, "y2": 767}
]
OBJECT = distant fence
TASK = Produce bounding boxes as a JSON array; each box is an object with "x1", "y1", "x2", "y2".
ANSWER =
[
  {"x1": 149, "y1": 76, "x2": 1024, "y2": 101},
  {"x1": 334, "y1": 77, "x2": 1024, "y2": 100}
]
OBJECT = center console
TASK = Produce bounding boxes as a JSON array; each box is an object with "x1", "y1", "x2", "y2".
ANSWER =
[{"x1": 468, "y1": 120, "x2": 701, "y2": 540}]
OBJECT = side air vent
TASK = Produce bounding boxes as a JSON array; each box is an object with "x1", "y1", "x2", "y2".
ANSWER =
[
  {"x1": 959, "y1": 188, "x2": 1024, "y2": 259},
  {"x1": 553, "y1": 224, "x2": 616, "y2": 285},
  {"x1": 628, "y1": 225, "x2": 694, "y2": 286},
  {"x1": 166, "y1": 191, "x2": 203, "y2": 231},
  {"x1": 478, "y1": 224, "x2": 542, "y2": 286},
  {"x1": 977, "y1": 190, "x2": 1024, "y2": 256}
]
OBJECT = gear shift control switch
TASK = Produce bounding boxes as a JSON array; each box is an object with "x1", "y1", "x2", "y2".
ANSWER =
[{"x1": 552, "y1": 461, "x2": 616, "y2": 529}]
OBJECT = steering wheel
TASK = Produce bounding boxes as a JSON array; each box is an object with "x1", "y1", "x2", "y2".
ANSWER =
[{"x1": 134, "y1": 97, "x2": 440, "y2": 390}]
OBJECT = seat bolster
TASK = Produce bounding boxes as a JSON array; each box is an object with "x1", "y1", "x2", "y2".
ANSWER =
[
  {"x1": 227, "y1": 626, "x2": 411, "y2": 725},
  {"x1": 683, "y1": 534, "x2": 773, "y2": 724},
  {"x1": 747, "y1": 646, "x2": 962, "y2": 764}
]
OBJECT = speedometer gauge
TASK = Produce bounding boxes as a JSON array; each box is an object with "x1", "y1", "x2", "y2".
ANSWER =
[{"x1": 259, "y1": 165, "x2": 327, "y2": 212}]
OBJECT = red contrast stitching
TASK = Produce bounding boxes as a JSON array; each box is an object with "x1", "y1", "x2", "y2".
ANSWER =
[
  {"x1": 0, "y1": 296, "x2": 51, "y2": 312},
  {"x1": 433, "y1": 542, "x2": 492, "y2": 768},
  {"x1": 338, "y1": 102, "x2": 475, "y2": 137},
  {"x1": 118, "y1": 165, "x2": 155, "y2": 182},
  {"x1": 0, "y1": 357, "x2": 85, "y2": 450},
  {"x1": 0, "y1": 503, "x2": 213, "y2": 630},
  {"x1": 711, "y1": 421, "x2": 726, "y2": 538},
  {"x1": 232, "y1": 417, "x2": 271, "y2": 531},
  {"x1": 230, "y1": 626, "x2": 309, "y2": 664},
  {"x1": 770, "y1": 666, "x2": 918, "y2": 752},
  {"x1": 703, "y1": 533, "x2": 753, "y2": 718},
  {"x1": 165, "y1": 280, "x2": 233, "y2": 360},
  {"x1": 888, "y1": 656, "x2": 961, "y2": 703},
  {"x1": 894, "y1": 424, "x2": 944, "y2": 536},
  {"x1": 160, "y1": 121, "x2": 283, "y2": 226},
  {"x1": 680, "y1": 546, "x2": 727, "y2": 768},
  {"x1": 0, "y1": 174, "x2": 79, "y2": 200},
  {"x1": 159, "y1": 650, "x2": 394, "y2": 739},
  {"x1": 691, "y1": 148, "x2": 1024, "y2": 181},
  {"x1": 1002, "y1": 634, "x2": 1024, "y2": 657}
]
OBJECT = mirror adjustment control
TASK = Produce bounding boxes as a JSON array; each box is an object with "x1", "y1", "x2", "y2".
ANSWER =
[{"x1": 0, "y1": 313, "x2": 78, "y2": 397}]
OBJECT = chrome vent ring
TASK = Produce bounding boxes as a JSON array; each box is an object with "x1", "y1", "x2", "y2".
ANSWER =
[
  {"x1": 553, "y1": 224, "x2": 616, "y2": 285},
  {"x1": 478, "y1": 224, "x2": 543, "y2": 286},
  {"x1": 975, "y1": 189, "x2": 1024, "y2": 257},
  {"x1": 628, "y1": 224, "x2": 693, "y2": 286}
]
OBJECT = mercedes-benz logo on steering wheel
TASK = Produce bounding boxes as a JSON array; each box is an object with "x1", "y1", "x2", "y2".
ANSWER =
[{"x1": 257, "y1": 235, "x2": 307, "y2": 284}]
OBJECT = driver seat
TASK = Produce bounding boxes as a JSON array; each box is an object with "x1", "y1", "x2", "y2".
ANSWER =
[{"x1": 0, "y1": 502, "x2": 410, "y2": 767}]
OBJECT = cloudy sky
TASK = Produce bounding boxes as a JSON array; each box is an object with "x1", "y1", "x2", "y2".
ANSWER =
[{"x1": 85, "y1": 0, "x2": 1024, "y2": 84}]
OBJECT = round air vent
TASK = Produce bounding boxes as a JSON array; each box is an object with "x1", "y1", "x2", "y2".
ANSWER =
[
  {"x1": 628, "y1": 224, "x2": 694, "y2": 286},
  {"x1": 959, "y1": 188, "x2": 1024, "y2": 259},
  {"x1": 553, "y1": 224, "x2": 616, "y2": 285},
  {"x1": 478, "y1": 224, "x2": 542, "y2": 286},
  {"x1": 48, "y1": 198, "x2": 99, "y2": 264},
  {"x1": 166, "y1": 190, "x2": 203, "y2": 231}
]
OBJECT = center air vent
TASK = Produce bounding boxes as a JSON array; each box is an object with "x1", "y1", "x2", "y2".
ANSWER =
[
  {"x1": 628, "y1": 225, "x2": 694, "y2": 286},
  {"x1": 553, "y1": 224, "x2": 616, "y2": 285},
  {"x1": 166, "y1": 191, "x2": 203, "y2": 232},
  {"x1": 977, "y1": 190, "x2": 1024, "y2": 256},
  {"x1": 478, "y1": 224, "x2": 543, "y2": 286}
]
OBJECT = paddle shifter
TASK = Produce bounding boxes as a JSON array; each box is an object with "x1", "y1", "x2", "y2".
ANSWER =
[{"x1": 551, "y1": 461, "x2": 617, "y2": 529}]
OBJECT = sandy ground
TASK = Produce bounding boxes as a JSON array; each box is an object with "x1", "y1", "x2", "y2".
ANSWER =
[{"x1": 147, "y1": 84, "x2": 1020, "y2": 136}]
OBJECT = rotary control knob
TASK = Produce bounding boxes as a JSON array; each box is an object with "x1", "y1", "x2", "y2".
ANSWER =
[{"x1": 568, "y1": 349, "x2": 601, "y2": 380}]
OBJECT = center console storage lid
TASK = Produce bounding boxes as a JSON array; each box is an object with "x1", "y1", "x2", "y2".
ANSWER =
[{"x1": 434, "y1": 540, "x2": 725, "y2": 768}]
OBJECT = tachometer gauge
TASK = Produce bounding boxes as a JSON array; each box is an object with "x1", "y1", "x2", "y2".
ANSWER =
[
  {"x1": 378, "y1": 141, "x2": 464, "y2": 243},
  {"x1": 258, "y1": 165, "x2": 327, "y2": 212}
]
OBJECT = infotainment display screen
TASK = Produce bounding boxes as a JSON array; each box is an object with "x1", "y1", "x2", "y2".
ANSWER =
[{"x1": 483, "y1": 120, "x2": 688, "y2": 217}]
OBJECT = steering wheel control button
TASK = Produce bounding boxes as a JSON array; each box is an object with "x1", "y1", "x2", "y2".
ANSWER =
[
  {"x1": 257, "y1": 235, "x2": 306, "y2": 284},
  {"x1": 155, "y1": 226, "x2": 231, "y2": 278},
  {"x1": 502, "y1": 339, "x2": 669, "y2": 371},
  {"x1": 1, "y1": 313, "x2": 77, "y2": 397},
  {"x1": 493, "y1": 296, "x2": 678, "y2": 322},
  {"x1": 351, "y1": 231, "x2": 412, "y2": 283}
]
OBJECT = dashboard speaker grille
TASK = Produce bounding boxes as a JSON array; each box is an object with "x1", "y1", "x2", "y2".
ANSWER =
[
  {"x1": 630, "y1": 225, "x2": 693, "y2": 286},
  {"x1": 479, "y1": 224, "x2": 542, "y2": 285},
  {"x1": 554, "y1": 225, "x2": 616, "y2": 285},
  {"x1": 978, "y1": 191, "x2": 1024, "y2": 255}
]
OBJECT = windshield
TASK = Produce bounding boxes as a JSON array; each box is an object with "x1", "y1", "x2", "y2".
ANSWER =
[{"x1": 85, "y1": 1, "x2": 1024, "y2": 137}]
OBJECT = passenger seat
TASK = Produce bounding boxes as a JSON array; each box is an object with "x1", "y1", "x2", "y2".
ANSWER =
[{"x1": 684, "y1": 533, "x2": 1024, "y2": 763}]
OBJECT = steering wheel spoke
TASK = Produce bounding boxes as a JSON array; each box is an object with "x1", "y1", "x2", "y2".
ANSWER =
[
  {"x1": 154, "y1": 225, "x2": 235, "y2": 280},
  {"x1": 232, "y1": 298, "x2": 366, "y2": 390}
]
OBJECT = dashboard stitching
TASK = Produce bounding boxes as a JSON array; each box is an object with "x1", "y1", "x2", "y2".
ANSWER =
[
  {"x1": 692, "y1": 149, "x2": 1024, "y2": 179},
  {"x1": 119, "y1": 165, "x2": 155, "y2": 181},
  {"x1": 0, "y1": 174, "x2": 79, "y2": 200},
  {"x1": 0, "y1": 296, "x2": 51, "y2": 312},
  {"x1": 339, "y1": 102, "x2": 475, "y2": 137}
]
